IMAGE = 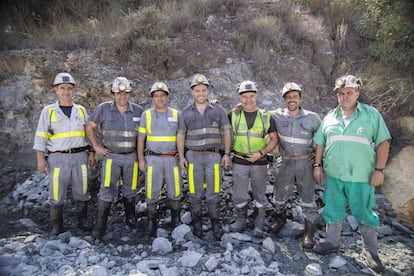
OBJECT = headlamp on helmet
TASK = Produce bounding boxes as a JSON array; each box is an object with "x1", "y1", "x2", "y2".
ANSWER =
[
  {"x1": 281, "y1": 82, "x2": 302, "y2": 97},
  {"x1": 54, "y1": 72, "x2": 76, "y2": 86},
  {"x1": 334, "y1": 75, "x2": 362, "y2": 92},
  {"x1": 190, "y1": 74, "x2": 210, "y2": 88},
  {"x1": 150, "y1": 81, "x2": 170, "y2": 96},
  {"x1": 111, "y1": 77, "x2": 132, "y2": 93},
  {"x1": 237, "y1": 80, "x2": 258, "y2": 94}
]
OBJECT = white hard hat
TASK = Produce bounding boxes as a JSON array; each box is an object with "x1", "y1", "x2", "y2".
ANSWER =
[
  {"x1": 54, "y1": 72, "x2": 76, "y2": 86},
  {"x1": 281, "y1": 82, "x2": 302, "y2": 97},
  {"x1": 237, "y1": 80, "x2": 258, "y2": 94},
  {"x1": 190, "y1": 74, "x2": 210, "y2": 88},
  {"x1": 150, "y1": 81, "x2": 170, "y2": 96},
  {"x1": 334, "y1": 75, "x2": 362, "y2": 91},
  {"x1": 111, "y1": 77, "x2": 132, "y2": 93}
]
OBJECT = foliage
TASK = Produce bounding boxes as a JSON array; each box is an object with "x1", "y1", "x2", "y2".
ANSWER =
[{"x1": 358, "y1": 0, "x2": 414, "y2": 69}]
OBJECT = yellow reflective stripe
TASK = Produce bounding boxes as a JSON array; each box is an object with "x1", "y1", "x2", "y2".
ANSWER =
[
  {"x1": 147, "y1": 136, "x2": 177, "y2": 142},
  {"x1": 131, "y1": 161, "x2": 138, "y2": 190},
  {"x1": 146, "y1": 110, "x2": 152, "y2": 134},
  {"x1": 104, "y1": 159, "x2": 112, "y2": 187},
  {"x1": 49, "y1": 131, "x2": 85, "y2": 140},
  {"x1": 48, "y1": 108, "x2": 57, "y2": 122},
  {"x1": 78, "y1": 108, "x2": 84, "y2": 119},
  {"x1": 203, "y1": 183, "x2": 207, "y2": 189},
  {"x1": 147, "y1": 166, "x2": 153, "y2": 199},
  {"x1": 214, "y1": 163, "x2": 220, "y2": 193},
  {"x1": 53, "y1": 167, "x2": 60, "y2": 201},
  {"x1": 172, "y1": 108, "x2": 178, "y2": 119},
  {"x1": 138, "y1": 126, "x2": 147, "y2": 134},
  {"x1": 117, "y1": 178, "x2": 123, "y2": 186},
  {"x1": 35, "y1": 131, "x2": 51, "y2": 138},
  {"x1": 174, "y1": 166, "x2": 180, "y2": 197},
  {"x1": 188, "y1": 164, "x2": 195, "y2": 194},
  {"x1": 81, "y1": 164, "x2": 88, "y2": 195}
]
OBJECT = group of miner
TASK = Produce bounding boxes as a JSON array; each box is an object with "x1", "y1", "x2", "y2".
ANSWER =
[{"x1": 33, "y1": 72, "x2": 391, "y2": 273}]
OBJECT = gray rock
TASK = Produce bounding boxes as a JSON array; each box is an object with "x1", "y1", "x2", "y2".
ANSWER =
[
  {"x1": 181, "y1": 211, "x2": 192, "y2": 225},
  {"x1": 80, "y1": 265, "x2": 108, "y2": 276},
  {"x1": 305, "y1": 263, "x2": 323, "y2": 275},
  {"x1": 278, "y1": 221, "x2": 304, "y2": 238},
  {"x1": 171, "y1": 224, "x2": 191, "y2": 243},
  {"x1": 262, "y1": 237, "x2": 275, "y2": 253},
  {"x1": 152, "y1": 237, "x2": 173, "y2": 255},
  {"x1": 377, "y1": 224, "x2": 393, "y2": 236},
  {"x1": 179, "y1": 250, "x2": 202, "y2": 267},
  {"x1": 58, "y1": 265, "x2": 76, "y2": 276},
  {"x1": 69, "y1": 236, "x2": 90, "y2": 249},
  {"x1": 346, "y1": 215, "x2": 359, "y2": 231},
  {"x1": 205, "y1": 256, "x2": 219, "y2": 272},
  {"x1": 329, "y1": 256, "x2": 347, "y2": 269}
]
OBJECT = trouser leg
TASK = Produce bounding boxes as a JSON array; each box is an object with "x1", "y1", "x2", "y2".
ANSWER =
[
  {"x1": 359, "y1": 224, "x2": 385, "y2": 273},
  {"x1": 92, "y1": 200, "x2": 111, "y2": 239},
  {"x1": 313, "y1": 223, "x2": 342, "y2": 255},
  {"x1": 50, "y1": 205, "x2": 63, "y2": 236}
]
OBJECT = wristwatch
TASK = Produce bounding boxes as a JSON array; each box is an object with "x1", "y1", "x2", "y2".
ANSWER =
[{"x1": 374, "y1": 168, "x2": 385, "y2": 173}]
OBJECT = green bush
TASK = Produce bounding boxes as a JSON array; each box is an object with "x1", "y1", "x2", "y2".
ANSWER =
[{"x1": 358, "y1": 0, "x2": 414, "y2": 69}]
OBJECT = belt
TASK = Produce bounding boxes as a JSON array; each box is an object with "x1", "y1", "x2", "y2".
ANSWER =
[
  {"x1": 50, "y1": 146, "x2": 90, "y2": 154},
  {"x1": 111, "y1": 151, "x2": 136, "y2": 155},
  {"x1": 282, "y1": 154, "x2": 311, "y2": 160},
  {"x1": 146, "y1": 150, "x2": 178, "y2": 157},
  {"x1": 189, "y1": 149, "x2": 222, "y2": 154},
  {"x1": 234, "y1": 151, "x2": 267, "y2": 161}
]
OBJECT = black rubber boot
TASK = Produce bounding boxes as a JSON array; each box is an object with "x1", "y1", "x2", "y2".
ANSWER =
[
  {"x1": 50, "y1": 205, "x2": 63, "y2": 236},
  {"x1": 92, "y1": 200, "x2": 111, "y2": 239},
  {"x1": 76, "y1": 200, "x2": 92, "y2": 231},
  {"x1": 271, "y1": 209, "x2": 287, "y2": 233},
  {"x1": 124, "y1": 198, "x2": 137, "y2": 227},
  {"x1": 208, "y1": 202, "x2": 223, "y2": 240},
  {"x1": 302, "y1": 219, "x2": 316, "y2": 250},
  {"x1": 313, "y1": 223, "x2": 342, "y2": 255},
  {"x1": 253, "y1": 207, "x2": 266, "y2": 238},
  {"x1": 146, "y1": 202, "x2": 158, "y2": 237},
  {"x1": 229, "y1": 205, "x2": 247, "y2": 232},
  {"x1": 170, "y1": 200, "x2": 181, "y2": 229},
  {"x1": 191, "y1": 202, "x2": 203, "y2": 238}
]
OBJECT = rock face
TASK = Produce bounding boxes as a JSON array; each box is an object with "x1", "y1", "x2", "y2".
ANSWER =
[{"x1": 381, "y1": 145, "x2": 414, "y2": 227}]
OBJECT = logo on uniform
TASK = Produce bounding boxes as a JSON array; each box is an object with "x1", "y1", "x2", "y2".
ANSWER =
[
  {"x1": 157, "y1": 83, "x2": 163, "y2": 89},
  {"x1": 197, "y1": 76, "x2": 204, "y2": 83},
  {"x1": 211, "y1": 122, "x2": 218, "y2": 128},
  {"x1": 357, "y1": 127, "x2": 363, "y2": 135}
]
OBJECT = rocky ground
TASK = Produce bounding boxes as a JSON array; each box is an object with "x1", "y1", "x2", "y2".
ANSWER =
[{"x1": 1, "y1": 163, "x2": 414, "y2": 276}]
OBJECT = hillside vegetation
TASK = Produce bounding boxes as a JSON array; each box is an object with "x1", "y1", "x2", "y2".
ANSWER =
[{"x1": 1, "y1": 0, "x2": 413, "y2": 120}]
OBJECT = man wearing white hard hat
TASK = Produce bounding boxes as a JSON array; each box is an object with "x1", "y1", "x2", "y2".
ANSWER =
[
  {"x1": 33, "y1": 72, "x2": 95, "y2": 236},
  {"x1": 312, "y1": 74, "x2": 391, "y2": 273},
  {"x1": 86, "y1": 77, "x2": 143, "y2": 239},
  {"x1": 270, "y1": 82, "x2": 321, "y2": 250},
  {"x1": 228, "y1": 80, "x2": 278, "y2": 237},
  {"x1": 137, "y1": 81, "x2": 183, "y2": 237}
]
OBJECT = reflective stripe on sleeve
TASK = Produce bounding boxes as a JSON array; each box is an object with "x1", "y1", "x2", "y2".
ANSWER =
[{"x1": 147, "y1": 136, "x2": 177, "y2": 142}]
